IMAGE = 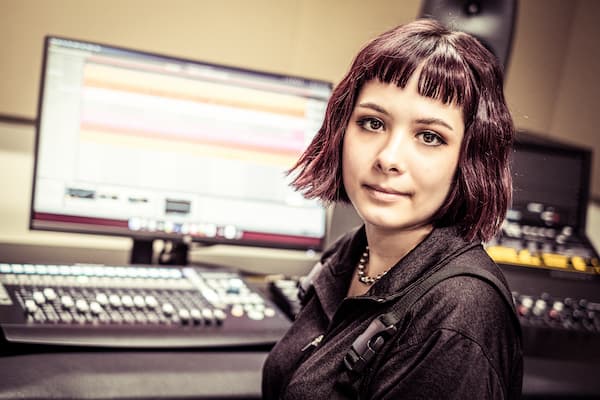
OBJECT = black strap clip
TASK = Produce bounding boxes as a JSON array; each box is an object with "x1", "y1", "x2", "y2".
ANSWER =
[{"x1": 343, "y1": 316, "x2": 398, "y2": 374}]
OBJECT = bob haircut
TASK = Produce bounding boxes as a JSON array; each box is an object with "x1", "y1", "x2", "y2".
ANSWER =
[{"x1": 289, "y1": 19, "x2": 514, "y2": 243}]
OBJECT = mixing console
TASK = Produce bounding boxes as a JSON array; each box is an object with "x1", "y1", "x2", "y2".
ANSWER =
[
  {"x1": 0, "y1": 263, "x2": 291, "y2": 348},
  {"x1": 485, "y1": 222, "x2": 599, "y2": 275},
  {"x1": 514, "y1": 291, "x2": 600, "y2": 333},
  {"x1": 483, "y1": 219, "x2": 600, "y2": 360},
  {"x1": 511, "y1": 288, "x2": 600, "y2": 360}
]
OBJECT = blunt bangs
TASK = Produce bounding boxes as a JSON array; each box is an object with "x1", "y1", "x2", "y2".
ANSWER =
[{"x1": 358, "y1": 33, "x2": 476, "y2": 119}]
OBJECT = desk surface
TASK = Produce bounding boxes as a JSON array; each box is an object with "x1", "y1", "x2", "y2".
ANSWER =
[
  {"x1": 0, "y1": 348, "x2": 267, "y2": 399},
  {"x1": 2, "y1": 348, "x2": 600, "y2": 399}
]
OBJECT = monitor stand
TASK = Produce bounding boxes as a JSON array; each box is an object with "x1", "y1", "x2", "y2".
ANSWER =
[
  {"x1": 158, "y1": 240, "x2": 189, "y2": 266},
  {"x1": 130, "y1": 239, "x2": 189, "y2": 266}
]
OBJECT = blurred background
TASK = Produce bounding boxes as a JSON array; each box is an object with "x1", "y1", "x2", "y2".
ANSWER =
[
  {"x1": 0, "y1": 0, "x2": 598, "y2": 275},
  {"x1": 1, "y1": 2, "x2": 599, "y2": 398}
]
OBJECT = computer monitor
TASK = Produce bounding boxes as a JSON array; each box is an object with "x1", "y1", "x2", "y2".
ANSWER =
[
  {"x1": 31, "y1": 36, "x2": 331, "y2": 264},
  {"x1": 508, "y1": 132, "x2": 592, "y2": 236}
]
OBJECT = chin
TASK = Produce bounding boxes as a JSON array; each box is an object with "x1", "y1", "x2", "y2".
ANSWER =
[
  {"x1": 357, "y1": 206, "x2": 435, "y2": 234},
  {"x1": 360, "y1": 211, "x2": 409, "y2": 230}
]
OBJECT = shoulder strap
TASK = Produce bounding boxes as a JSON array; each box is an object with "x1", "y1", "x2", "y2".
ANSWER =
[
  {"x1": 379, "y1": 265, "x2": 518, "y2": 334},
  {"x1": 336, "y1": 265, "x2": 520, "y2": 398}
]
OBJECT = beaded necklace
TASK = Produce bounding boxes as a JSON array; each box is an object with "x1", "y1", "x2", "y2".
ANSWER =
[{"x1": 356, "y1": 245, "x2": 392, "y2": 285}]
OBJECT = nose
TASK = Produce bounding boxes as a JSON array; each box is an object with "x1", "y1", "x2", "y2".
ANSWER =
[{"x1": 375, "y1": 131, "x2": 407, "y2": 174}]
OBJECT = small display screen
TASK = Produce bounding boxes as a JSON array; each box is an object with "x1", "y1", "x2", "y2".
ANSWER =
[{"x1": 509, "y1": 144, "x2": 586, "y2": 229}]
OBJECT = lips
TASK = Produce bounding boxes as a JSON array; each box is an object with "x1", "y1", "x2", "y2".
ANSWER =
[{"x1": 364, "y1": 183, "x2": 411, "y2": 201}]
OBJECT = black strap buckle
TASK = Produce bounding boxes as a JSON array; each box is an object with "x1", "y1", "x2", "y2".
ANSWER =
[{"x1": 343, "y1": 316, "x2": 398, "y2": 374}]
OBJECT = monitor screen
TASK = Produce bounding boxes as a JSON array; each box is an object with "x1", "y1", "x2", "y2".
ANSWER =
[
  {"x1": 507, "y1": 138, "x2": 591, "y2": 231},
  {"x1": 31, "y1": 36, "x2": 331, "y2": 253}
]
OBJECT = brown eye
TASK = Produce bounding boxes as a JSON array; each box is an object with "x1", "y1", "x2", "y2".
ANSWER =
[
  {"x1": 357, "y1": 117, "x2": 385, "y2": 132},
  {"x1": 368, "y1": 119, "x2": 383, "y2": 130},
  {"x1": 417, "y1": 131, "x2": 445, "y2": 146}
]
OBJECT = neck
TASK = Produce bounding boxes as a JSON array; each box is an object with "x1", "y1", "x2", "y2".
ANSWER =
[{"x1": 364, "y1": 224, "x2": 433, "y2": 275}]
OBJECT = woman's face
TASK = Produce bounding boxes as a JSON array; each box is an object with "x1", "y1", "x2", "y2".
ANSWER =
[{"x1": 342, "y1": 76, "x2": 465, "y2": 235}]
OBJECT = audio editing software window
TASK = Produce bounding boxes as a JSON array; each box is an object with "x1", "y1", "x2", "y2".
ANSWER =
[{"x1": 32, "y1": 37, "x2": 331, "y2": 250}]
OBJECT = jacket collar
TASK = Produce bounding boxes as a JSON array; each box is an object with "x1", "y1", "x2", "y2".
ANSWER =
[{"x1": 313, "y1": 225, "x2": 479, "y2": 320}]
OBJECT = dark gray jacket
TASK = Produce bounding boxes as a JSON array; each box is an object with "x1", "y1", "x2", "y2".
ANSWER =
[{"x1": 262, "y1": 226, "x2": 523, "y2": 399}]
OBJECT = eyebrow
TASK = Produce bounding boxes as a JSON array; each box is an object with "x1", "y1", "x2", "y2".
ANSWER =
[
  {"x1": 357, "y1": 102, "x2": 455, "y2": 131},
  {"x1": 415, "y1": 117, "x2": 454, "y2": 132},
  {"x1": 358, "y1": 102, "x2": 390, "y2": 116}
]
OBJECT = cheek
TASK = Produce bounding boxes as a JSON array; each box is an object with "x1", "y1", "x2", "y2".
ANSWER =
[
  {"x1": 341, "y1": 135, "x2": 360, "y2": 177},
  {"x1": 413, "y1": 157, "x2": 458, "y2": 193},
  {"x1": 341, "y1": 138, "x2": 354, "y2": 189}
]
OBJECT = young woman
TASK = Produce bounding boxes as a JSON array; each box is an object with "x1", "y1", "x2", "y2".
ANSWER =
[{"x1": 263, "y1": 19, "x2": 522, "y2": 399}]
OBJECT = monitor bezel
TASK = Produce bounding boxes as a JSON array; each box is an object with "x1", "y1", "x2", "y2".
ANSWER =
[
  {"x1": 30, "y1": 34, "x2": 331, "y2": 253},
  {"x1": 512, "y1": 131, "x2": 592, "y2": 236}
]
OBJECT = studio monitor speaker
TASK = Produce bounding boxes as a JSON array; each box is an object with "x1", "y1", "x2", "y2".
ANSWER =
[{"x1": 419, "y1": 0, "x2": 518, "y2": 72}]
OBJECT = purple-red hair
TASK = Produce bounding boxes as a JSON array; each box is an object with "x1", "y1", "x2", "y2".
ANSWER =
[{"x1": 289, "y1": 19, "x2": 514, "y2": 242}]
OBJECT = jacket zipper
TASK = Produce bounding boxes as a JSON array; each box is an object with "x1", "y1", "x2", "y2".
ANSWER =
[
  {"x1": 301, "y1": 334, "x2": 324, "y2": 352},
  {"x1": 277, "y1": 333, "x2": 324, "y2": 398}
]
